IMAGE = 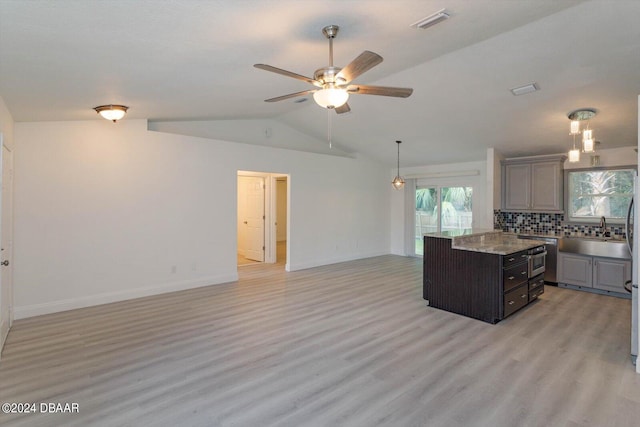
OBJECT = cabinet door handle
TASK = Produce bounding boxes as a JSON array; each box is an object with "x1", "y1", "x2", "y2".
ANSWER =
[
  {"x1": 508, "y1": 300, "x2": 515, "y2": 305},
  {"x1": 508, "y1": 257, "x2": 515, "y2": 262},
  {"x1": 508, "y1": 276, "x2": 515, "y2": 280},
  {"x1": 521, "y1": 294, "x2": 527, "y2": 299},
  {"x1": 521, "y1": 271, "x2": 527, "y2": 276}
]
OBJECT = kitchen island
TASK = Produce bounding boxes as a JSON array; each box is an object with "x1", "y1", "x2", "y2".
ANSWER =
[{"x1": 423, "y1": 230, "x2": 546, "y2": 324}]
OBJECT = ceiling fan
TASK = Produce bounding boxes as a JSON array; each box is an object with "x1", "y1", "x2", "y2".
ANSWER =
[{"x1": 254, "y1": 25, "x2": 413, "y2": 114}]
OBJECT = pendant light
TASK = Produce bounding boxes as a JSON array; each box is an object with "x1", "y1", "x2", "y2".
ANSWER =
[
  {"x1": 392, "y1": 140, "x2": 405, "y2": 190},
  {"x1": 567, "y1": 108, "x2": 596, "y2": 161},
  {"x1": 94, "y1": 104, "x2": 128, "y2": 122}
]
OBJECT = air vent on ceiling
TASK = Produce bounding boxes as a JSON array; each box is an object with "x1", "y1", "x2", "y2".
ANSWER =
[
  {"x1": 410, "y1": 9, "x2": 450, "y2": 29},
  {"x1": 510, "y1": 83, "x2": 539, "y2": 96}
]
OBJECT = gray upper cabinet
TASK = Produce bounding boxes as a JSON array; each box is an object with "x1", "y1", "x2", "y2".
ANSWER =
[
  {"x1": 502, "y1": 155, "x2": 566, "y2": 212},
  {"x1": 504, "y1": 163, "x2": 531, "y2": 210}
]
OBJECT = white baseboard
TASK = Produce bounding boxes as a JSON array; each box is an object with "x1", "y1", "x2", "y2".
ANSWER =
[
  {"x1": 288, "y1": 251, "x2": 389, "y2": 271},
  {"x1": 14, "y1": 273, "x2": 239, "y2": 320}
]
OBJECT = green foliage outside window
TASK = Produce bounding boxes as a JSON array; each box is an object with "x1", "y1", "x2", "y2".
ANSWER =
[{"x1": 568, "y1": 169, "x2": 634, "y2": 221}]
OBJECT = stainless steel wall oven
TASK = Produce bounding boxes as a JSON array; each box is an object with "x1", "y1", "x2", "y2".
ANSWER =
[{"x1": 528, "y1": 245, "x2": 546, "y2": 277}]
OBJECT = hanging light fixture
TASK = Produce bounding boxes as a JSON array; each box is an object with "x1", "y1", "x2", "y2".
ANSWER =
[
  {"x1": 94, "y1": 104, "x2": 129, "y2": 122},
  {"x1": 568, "y1": 142, "x2": 580, "y2": 163},
  {"x1": 582, "y1": 129, "x2": 594, "y2": 153},
  {"x1": 392, "y1": 140, "x2": 405, "y2": 190},
  {"x1": 567, "y1": 108, "x2": 596, "y2": 160},
  {"x1": 590, "y1": 141, "x2": 601, "y2": 166}
]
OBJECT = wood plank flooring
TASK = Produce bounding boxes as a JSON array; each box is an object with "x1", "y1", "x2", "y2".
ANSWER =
[{"x1": 1, "y1": 255, "x2": 639, "y2": 426}]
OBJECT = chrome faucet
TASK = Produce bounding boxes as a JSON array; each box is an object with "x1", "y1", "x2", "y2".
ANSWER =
[{"x1": 600, "y1": 216, "x2": 607, "y2": 236}]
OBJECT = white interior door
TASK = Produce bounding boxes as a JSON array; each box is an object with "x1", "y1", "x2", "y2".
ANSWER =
[
  {"x1": 0, "y1": 141, "x2": 13, "y2": 355},
  {"x1": 244, "y1": 176, "x2": 265, "y2": 262}
]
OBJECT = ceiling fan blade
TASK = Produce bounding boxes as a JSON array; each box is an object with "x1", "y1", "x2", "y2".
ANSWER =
[
  {"x1": 264, "y1": 89, "x2": 316, "y2": 103},
  {"x1": 336, "y1": 51, "x2": 383, "y2": 83},
  {"x1": 254, "y1": 64, "x2": 320, "y2": 86},
  {"x1": 335, "y1": 103, "x2": 351, "y2": 114},
  {"x1": 346, "y1": 84, "x2": 413, "y2": 98}
]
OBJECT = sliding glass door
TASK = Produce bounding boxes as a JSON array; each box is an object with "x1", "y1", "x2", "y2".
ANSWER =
[{"x1": 415, "y1": 186, "x2": 473, "y2": 255}]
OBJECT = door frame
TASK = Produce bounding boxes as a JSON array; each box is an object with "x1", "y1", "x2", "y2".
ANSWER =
[
  {"x1": 237, "y1": 171, "x2": 290, "y2": 268},
  {"x1": 0, "y1": 133, "x2": 13, "y2": 358},
  {"x1": 269, "y1": 174, "x2": 288, "y2": 266}
]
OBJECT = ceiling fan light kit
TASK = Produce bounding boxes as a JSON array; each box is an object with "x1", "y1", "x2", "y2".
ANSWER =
[
  {"x1": 94, "y1": 104, "x2": 128, "y2": 122},
  {"x1": 313, "y1": 86, "x2": 349, "y2": 109}
]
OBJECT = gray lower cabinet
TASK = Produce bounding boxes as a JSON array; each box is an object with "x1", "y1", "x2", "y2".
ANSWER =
[
  {"x1": 557, "y1": 253, "x2": 592, "y2": 287},
  {"x1": 558, "y1": 252, "x2": 630, "y2": 294},
  {"x1": 593, "y1": 258, "x2": 631, "y2": 293}
]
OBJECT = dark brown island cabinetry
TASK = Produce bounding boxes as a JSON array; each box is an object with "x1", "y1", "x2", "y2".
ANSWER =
[{"x1": 423, "y1": 235, "x2": 544, "y2": 324}]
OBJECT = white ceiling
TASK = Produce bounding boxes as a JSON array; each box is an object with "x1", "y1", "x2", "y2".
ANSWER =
[{"x1": 1, "y1": 0, "x2": 639, "y2": 166}]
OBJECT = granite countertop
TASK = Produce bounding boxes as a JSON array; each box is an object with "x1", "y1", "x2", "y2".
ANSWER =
[
  {"x1": 425, "y1": 230, "x2": 546, "y2": 255},
  {"x1": 424, "y1": 228, "x2": 497, "y2": 239},
  {"x1": 512, "y1": 231, "x2": 564, "y2": 239}
]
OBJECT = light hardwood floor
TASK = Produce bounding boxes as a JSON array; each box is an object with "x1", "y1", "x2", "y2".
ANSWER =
[{"x1": 1, "y1": 255, "x2": 639, "y2": 426}]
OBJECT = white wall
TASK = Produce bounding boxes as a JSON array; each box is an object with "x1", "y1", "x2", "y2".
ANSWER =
[
  {"x1": 13, "y1": 119, "x2": 390, "y2": 318},
  {"x1": 390, "y1": 160, "x2": 488, "y2": 255},
  {"x1": 487, "y1": 148, "x2": 504, "y2": 211}
]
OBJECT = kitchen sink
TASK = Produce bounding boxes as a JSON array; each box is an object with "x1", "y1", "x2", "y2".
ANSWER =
[{"x1": 559, "y1": 236, "x2": 630, "y2": 259}]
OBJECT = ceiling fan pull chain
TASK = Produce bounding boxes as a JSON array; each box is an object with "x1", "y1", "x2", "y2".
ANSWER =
[{"x1": 328, "y1": 109, "x2": 332, "y2": 149}]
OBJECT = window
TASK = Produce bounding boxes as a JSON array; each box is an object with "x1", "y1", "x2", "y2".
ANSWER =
[
  {"x1": 567, "y1": 168, "x2": 635, "y2": 223},
  {"x1": 415, "y1": 186, "x2": 473, "y2": 255}
]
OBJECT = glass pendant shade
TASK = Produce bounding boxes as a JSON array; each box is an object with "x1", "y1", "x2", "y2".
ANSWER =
[
  {"x1": 582, "y1": 138, "x2": 594, "y2": 153},
  {"x1": 570, "y1": 120, "x2": 580, "y2": 135},
  {"x1": 313, "y1": 88, "x2": 349, "y2": 109},
  {"x1": 94, "y1": 105, "x2": 128, "y2": 122},
  {"x1": 568, "y1": 148, "x2": 580, "y2": 163},
  {"x1": 392, "y1": 175, "x2": 405, "y2": 190}
]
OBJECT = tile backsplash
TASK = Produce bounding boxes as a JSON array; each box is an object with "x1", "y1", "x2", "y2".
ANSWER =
[{"x1": 494, "y1": 210, "x2": 627, "y2": 239}]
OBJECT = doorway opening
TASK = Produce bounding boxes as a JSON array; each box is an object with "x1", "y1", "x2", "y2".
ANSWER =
[{"x1": 237, "y1": 171, "x2": 289, "y2": 269}]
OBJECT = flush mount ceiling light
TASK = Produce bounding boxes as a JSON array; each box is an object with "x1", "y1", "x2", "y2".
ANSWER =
[
  {"x1": 392, "y1": 140, "x2": 405, "y2": 190},
  {"x1": 94, "y1": 104, "x2": 128, "y2": 122},
  {"x1": 410, "y1": 9, "x2": 450, "y2": 29},
  {"x1": 567, "y1": 108, "x2": 597, "y2": 161}
]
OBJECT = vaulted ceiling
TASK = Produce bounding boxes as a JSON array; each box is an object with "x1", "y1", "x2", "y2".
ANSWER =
[{"x1": 1, "y1": 0, "x2": 639, "y2": 166}]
